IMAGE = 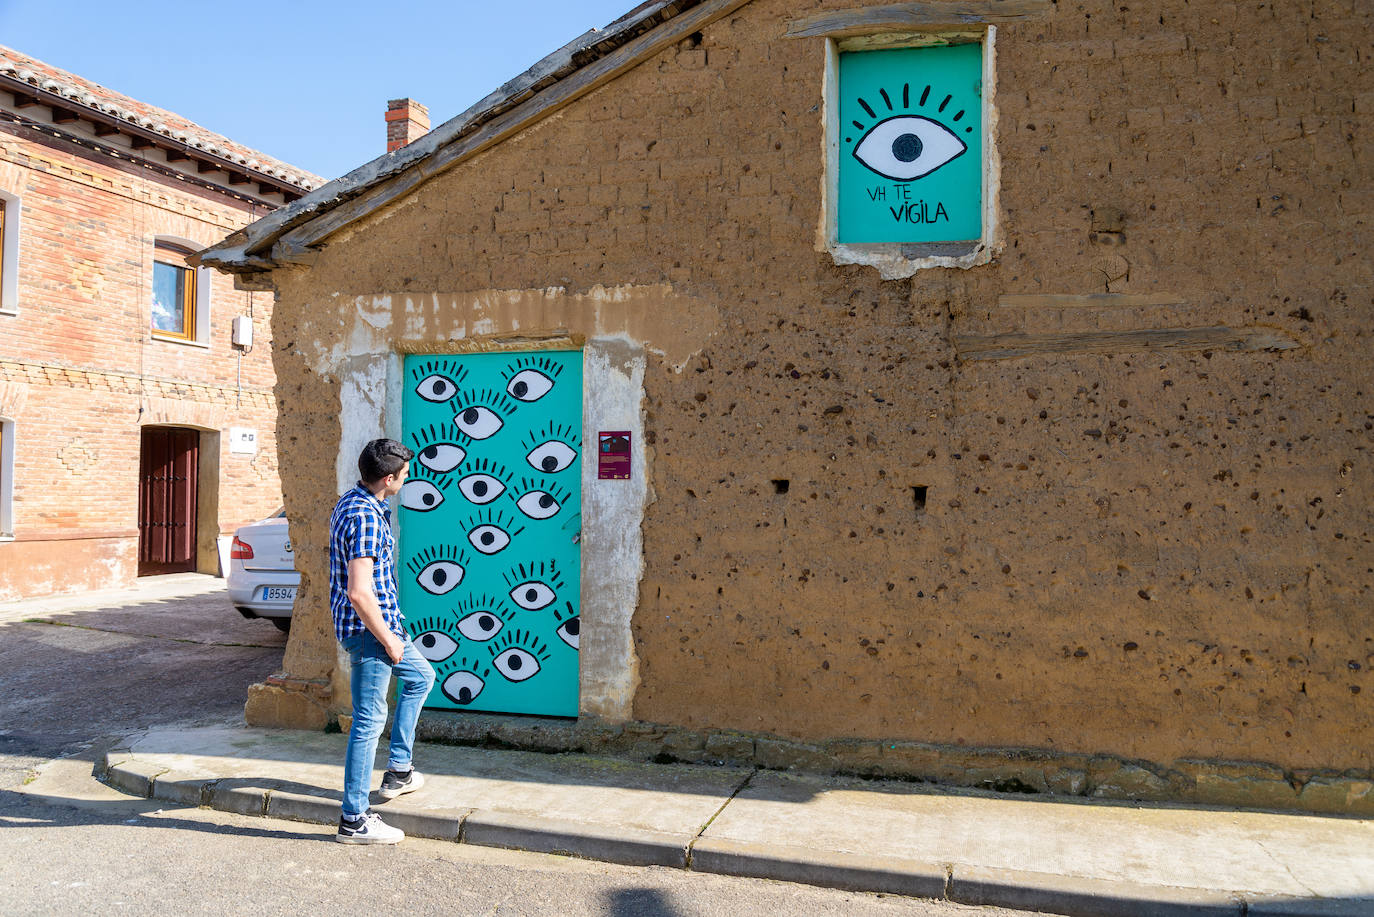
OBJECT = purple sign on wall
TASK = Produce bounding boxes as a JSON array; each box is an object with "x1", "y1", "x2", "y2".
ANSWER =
[{"x1": 598, "y1": 431, "x2": 631, "y2": 480}]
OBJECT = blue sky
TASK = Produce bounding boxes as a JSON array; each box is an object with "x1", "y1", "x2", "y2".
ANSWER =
[{"x1": 0, "y1": 0, "x2": 635, "y2": 181}]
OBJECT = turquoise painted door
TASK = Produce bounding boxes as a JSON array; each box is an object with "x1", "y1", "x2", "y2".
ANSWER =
[{"x1": 399, "y1": 351, "x2": 583, "y2": 717}]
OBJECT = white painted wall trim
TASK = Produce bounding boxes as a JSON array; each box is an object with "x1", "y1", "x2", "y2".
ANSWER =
[
  {"x1": 0, "y1": 416, "x2": 15, "y2": 537},
  {"x1": 0, "y1": 187, "x2": 21, "y2": 315}
]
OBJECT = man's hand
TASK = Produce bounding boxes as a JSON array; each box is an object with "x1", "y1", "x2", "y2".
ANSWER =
[{"x1": 346, "y1": 556, "x2": 405, "y2": 663}]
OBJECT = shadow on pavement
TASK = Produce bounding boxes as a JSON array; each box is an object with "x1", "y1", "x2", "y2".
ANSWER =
[{"x1": 602, "y1": 888, "x2": 682, "y2": 917}]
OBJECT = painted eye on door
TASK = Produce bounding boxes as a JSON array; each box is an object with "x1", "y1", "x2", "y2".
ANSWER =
[
  {"x1": 417, "y1": 443, "x2": 465, "y2": 474},
  {"x1": 852, "y1": 115, "x2": 966, "y2": 182},
  {"x1": 454, "y1": 405, "x2": 503, "y2": 439},
  {"x1": 493, "y1": 647, "x2": 541, "y2": 682},
  {"x1": 506, "y1": 369, "x2": 554, "y2": 402},
  {"x1": 468, "y1": 524, "x2": 512, "y2": 555},
  {"x1": 400, "y1": 480, "x2": 445, "y2": 511},
  {"x1": 509, "y1": 581, "x2": 556, "y2": 610},
  {"x1": 456, "y1": 610, "x2": 504, "y2": 641},
  {"x1": 515, "y1": 491, "x2": 561, "y2": 520},
  {"x1": 415, "y1": 559, "x2": 464, "y2": 595},
  {"x1": 417, "y1": 374, "x2": 459, "y2": 403},
  {"x1": 441, "y1": 670, "x2": 485, "y2": 705},
  {"x1": 414, "y1": 631, "x2": 459, "y2": 663},
  {"x1": 556, "y1": 616, "x2": 580, "y2": 650},
  {"x1": 457, "y1": 473, "x2": 505, "y2": 505},
  {"x1": 526, "y1": 441, "x2": 577, "y2": 473}
]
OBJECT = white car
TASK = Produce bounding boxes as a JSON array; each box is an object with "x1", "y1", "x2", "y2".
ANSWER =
[{"x1": 227, "y1": 508, "x2": 298, "y2": 632}]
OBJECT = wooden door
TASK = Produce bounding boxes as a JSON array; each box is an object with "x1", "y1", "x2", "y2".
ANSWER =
[
  {"x1": 400, "y1": 352, "x2": 583, "y2": 717},
  {"x1": 138, "y1": 427, "x2": 199, "y2": 575}
]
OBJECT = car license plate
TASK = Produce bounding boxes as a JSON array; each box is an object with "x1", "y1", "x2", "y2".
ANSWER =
[{"x1": 263, "y1": 586, "x2": 297, "y2": 601}]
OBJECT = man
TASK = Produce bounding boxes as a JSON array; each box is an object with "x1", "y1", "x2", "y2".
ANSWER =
[{"x1": 328, "y1": 438, "x2": 435, "y2": 844}]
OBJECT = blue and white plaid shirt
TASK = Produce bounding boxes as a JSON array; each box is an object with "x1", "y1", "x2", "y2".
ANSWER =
[{"x1": 328, "y1": 483, "x2": 405, "y2": 642}]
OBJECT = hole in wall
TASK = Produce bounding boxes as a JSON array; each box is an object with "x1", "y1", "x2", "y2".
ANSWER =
[
  {"x1": 912, "y1": 486, "x2": 928, "y2": 515},
  {"x1": 772, "y1": 479, "x2": 790, "y2": 495}
]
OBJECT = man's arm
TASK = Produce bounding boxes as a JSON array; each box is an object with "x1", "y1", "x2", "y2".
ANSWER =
[{"x1": 346, "y1": 556, "x2": 404, "y2": 664}]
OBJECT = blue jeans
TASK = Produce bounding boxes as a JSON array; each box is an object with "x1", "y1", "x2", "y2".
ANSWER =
[{"x1": 340, "y1": 629, "x2": 435, "y2": 819}]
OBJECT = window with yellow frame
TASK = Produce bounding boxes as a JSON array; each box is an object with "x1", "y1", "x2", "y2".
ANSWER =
[{"x1": 151, "y1": 241, "x2": 198, "y2": 340}]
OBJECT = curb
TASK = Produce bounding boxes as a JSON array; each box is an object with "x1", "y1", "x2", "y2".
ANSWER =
[{"x1": 104, "y1": 754, "x2": 1360, "y2": 917}]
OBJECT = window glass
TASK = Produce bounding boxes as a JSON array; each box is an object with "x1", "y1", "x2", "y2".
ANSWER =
[
  {"x1": 151, "y1": 241, "x2": 197, "y2": 339},
  {"x1": 152, "y1": 260, "x2": 188, "y2": 334}
]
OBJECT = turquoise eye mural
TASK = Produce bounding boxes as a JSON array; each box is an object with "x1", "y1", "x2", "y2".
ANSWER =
[
  {"x1": 400, "y1": 351, "x2": 583, "y2": 717},
  {"x1": 837, "y1": 42, "x2": 984, "y2": 244}
]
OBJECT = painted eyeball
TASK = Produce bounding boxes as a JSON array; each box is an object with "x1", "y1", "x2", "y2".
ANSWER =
[
  {"x1": 417, "y1": 443, "x2": 465, "y2": 473},
  {"x1": 515, "y1": 491, "x2": 561, "y2": 520},
  {"x1": 454, "y1": 405, "x2": 503, "y2": 440},
  {"x1": 526, "y1": 441, "x2": 577, "y2": 474},
  {"x1": 556, "y1": 616, "x2": 580, "y2": 650},
  {"x1": 441, "y1": 671, "x2": 485, "y2": 705},
  {"x1": 493, "y1": 648, "x2": 540, "y2": 682},
  {"x1": 413, "y1": 631, "x2": 458, "y2": 663},
  {"x1": 417, "y1": 374, "x2": 459, "y2": 403},
  {"x1": 457, "y1": 473, "x2": 505, "y2": 505},
  {"x1": 416, "y1": 560, "x2": 464, "y2": 595},
  {"x1": 852, "y1": 115, "x2": 966, "y2": 182},
  {"x1": 456, "y1": 610, "x2": 504, "y2": 641},
  {"x1": 400, "y1": 480, "x2": 445, "y2": 512},
  {"x1": 509, "y1": 581, "x2": 556, "y2": 611},
  {"x1": 468, "y1": 524, "x2": 511, "y2": 555},
  {"x1": 506, "y1": 369, "x2": 554, "y2": 402}
]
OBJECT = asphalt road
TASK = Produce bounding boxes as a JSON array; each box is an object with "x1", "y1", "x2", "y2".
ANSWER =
[{"x1": 0, "y1": 582, "x2": 1033, "y2": 917}]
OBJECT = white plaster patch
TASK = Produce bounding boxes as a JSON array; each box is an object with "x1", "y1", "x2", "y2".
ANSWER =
[
  {"x1": 335, "y1": 356, "x2": 389, "y2": 493},
  {"x1": 578, "y1": 337, "x2": 648, "y2": 722}
]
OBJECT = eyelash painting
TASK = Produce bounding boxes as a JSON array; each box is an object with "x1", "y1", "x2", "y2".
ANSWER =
[
  {"x1": 409, "y1": 358, "x2": 469, "y2": 404},
  {"x1": 503, "y1": 355, "x2": 565, "y2": 403},
  {"x1": 836, "y1": 43, "x2": 984, "y2": 245},
  {"x1": 522, "y1": 422, "x2": 581, "y2": 474},
  {"x1": 409, "y1": 422, "x2": 469, "y2": 472},
  {"x1": 486, "y1": 628, "x2": 552, "y2": 683},
  {"x1": 845, "y1": 80, "x2": 972, "y2": 183}
]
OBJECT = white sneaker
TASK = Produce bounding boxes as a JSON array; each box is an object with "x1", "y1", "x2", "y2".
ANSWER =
[
  {"x1": 377, "y1": 767, "x2": 424, "y2": 801},
  {"x1": 336, "y1": 811, "x2": 404, "y2": 845}
]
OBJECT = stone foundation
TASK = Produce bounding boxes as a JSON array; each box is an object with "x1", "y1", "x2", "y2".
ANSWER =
[{"x1": 415, "y1": 713, "x2": 1374, "y2": 817}]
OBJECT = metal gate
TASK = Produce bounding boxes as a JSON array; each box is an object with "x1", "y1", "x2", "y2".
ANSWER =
[
  {"x1": 399, "y1": 351, "x2": 583, "y2": 717},
  {"x1": 138, "y1": 427, "x2": 199, "y2": 575}
]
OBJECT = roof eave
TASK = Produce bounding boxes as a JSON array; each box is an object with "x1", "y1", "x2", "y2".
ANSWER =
[{"x1": 200, "y1": 0, "x2": 739, "y2": 272}]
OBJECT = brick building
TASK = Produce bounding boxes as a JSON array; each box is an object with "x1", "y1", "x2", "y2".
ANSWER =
[
  {"x1": 0, "y1": 46, "x2": 320, "y2": 600},
  {"x1": 203, "y1": 1, "x2": 1372, "y2": 813}
]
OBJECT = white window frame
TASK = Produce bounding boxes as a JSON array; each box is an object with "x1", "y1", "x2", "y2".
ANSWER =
[
  {"x1": 0, "y1": 417, "x2": 14, "y2": 539},
  {"x1": 151, "y1": 235, "x2": 211, "y2": 347},
  {"x1": 0, "y1": 188, "x2": 20, "y2": 315},
  {"x1": 821, "y1": 28, "x2": 1002, "y2": 279}
]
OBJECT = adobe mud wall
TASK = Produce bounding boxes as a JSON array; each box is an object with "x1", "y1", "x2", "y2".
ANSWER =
[{"x1": 256, "y1": 0, "x2": 1372, "y2": 794}]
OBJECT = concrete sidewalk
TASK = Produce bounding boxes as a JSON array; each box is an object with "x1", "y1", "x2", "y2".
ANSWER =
[
  {"x1": 80, "y1": 724, "x2": 1374, "y2": 917},
  {"x1": 0, "y1": 573, "x2": 227, "y2": 625}
]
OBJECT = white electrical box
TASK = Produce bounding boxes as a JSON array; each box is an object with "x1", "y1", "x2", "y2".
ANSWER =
[
  {"x1": 231, "y1": 315, "x2": 254, "y2": 348},
  {"x1": 228, "y1": 427, "x2": 258, "y2": 455}
]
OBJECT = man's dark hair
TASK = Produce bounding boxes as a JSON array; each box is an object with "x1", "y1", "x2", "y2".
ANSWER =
[{"x1": 358, "y1": 438, "x2": 414, "y2": 484}]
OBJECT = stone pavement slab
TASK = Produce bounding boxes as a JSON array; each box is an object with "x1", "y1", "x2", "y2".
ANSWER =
[
  {"x1": 700, "y1": 770, "x2": 1374, "y2": 901},
  {"x1": 104, "y1": 724, "x2": 750, "y2": 858},
  {"x1": 89, "y1": 724, "x2": 1374, "y2": 917}
]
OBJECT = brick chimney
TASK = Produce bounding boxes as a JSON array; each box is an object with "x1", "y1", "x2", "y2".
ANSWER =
[{"x1": 386, "y1": 98, "x2": 430, "y2": 152}]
